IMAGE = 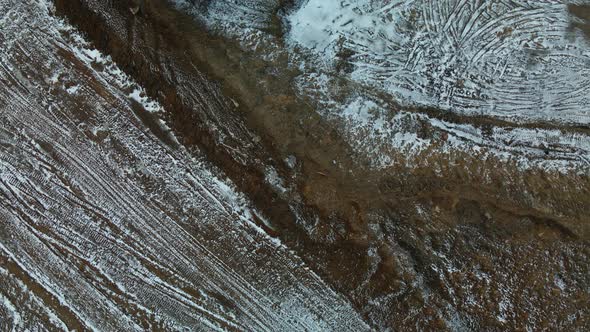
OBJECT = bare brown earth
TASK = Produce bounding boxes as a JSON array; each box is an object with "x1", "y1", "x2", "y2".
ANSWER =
[
  {"x1": 0, "y1": 1, "x2": 368, "y2": 330},
  {"x1": 569, "y1": 4, "x2": 590, "y2": 39},
  {"x1": 4, "y1": 0, "x2": 589, "y2": 330}
]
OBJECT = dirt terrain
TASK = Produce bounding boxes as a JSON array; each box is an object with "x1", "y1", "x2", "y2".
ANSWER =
[
  {"x1": 0, "y1": 1, "x2": 367, "y2": 330},
  {"x1": 1, "y1": 0, "x2": 589, "y2": 330}
]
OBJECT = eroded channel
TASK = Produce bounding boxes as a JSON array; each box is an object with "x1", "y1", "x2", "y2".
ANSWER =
[{"x1": 53, "y1": 0, "x2": 590, "y2": 329}]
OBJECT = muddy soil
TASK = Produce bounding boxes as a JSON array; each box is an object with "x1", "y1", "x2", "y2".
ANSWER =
[
  {"x1": 53, "y1": 0, "x2": 589, "y2": 329},
  {"x1": 569, "y1": 4, "x2": 590, "y2": 39}
]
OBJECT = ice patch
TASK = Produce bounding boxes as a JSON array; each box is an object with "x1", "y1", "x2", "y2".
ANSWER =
[{"x1": 66, "y1": 85, "x2": 80, "y2": 94}]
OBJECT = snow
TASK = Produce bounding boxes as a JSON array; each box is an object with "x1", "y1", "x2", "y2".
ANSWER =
[
  {"x1": 288, "y1": 0, "x2": 590, "y2": 124},
  {"x1": 264, "y1": 166, "x2": 288, "y2": 194},
  {"x1": 167, "y1": 0, "x2": 590, "y2": 172},
  {"x1": 0, "y1": 292, "x2": 22, "y2": 330},
  {"x1": 288, "y1": 0, "x2": 373, "y2": 57},
  {"x1": 0, "y1": 0, "x2": 370, "y2": 330},
  {"x1": 128, "y1": 88, "x2": 162, "y2": 113}
]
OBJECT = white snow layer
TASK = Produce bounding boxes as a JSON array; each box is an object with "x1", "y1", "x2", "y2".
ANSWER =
[{"x1": 288, "y1": 0, "x2": 590, "y2": 124}]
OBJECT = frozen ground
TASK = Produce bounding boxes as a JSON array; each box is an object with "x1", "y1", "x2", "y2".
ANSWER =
[
  {"x1": 0, "y1": 0, "x2": 369, "y2": 330},
  {"x1": 174, "y1": 0, "x2": 590, "y2": 171},
  {"x1": 288, "y1": 0, "x2": 590, "y2": 124},
  {"x1": 2, "y1": 1, "x2": 589, "y2": 330}
]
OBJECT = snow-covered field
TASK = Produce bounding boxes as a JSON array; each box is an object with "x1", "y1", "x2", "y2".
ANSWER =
[
  {"x1": 0, "y1": 0, "x2": 368, "y2": 329},
  {"x1": 288, "y1": 0, "x2": 590, "y2": 124},
  {"x1": 174, "y1": 0, "x2": 590, "y2": 171},
  {"x1": 2, "y1": 0, "x2": 589, "y2": 330}
]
